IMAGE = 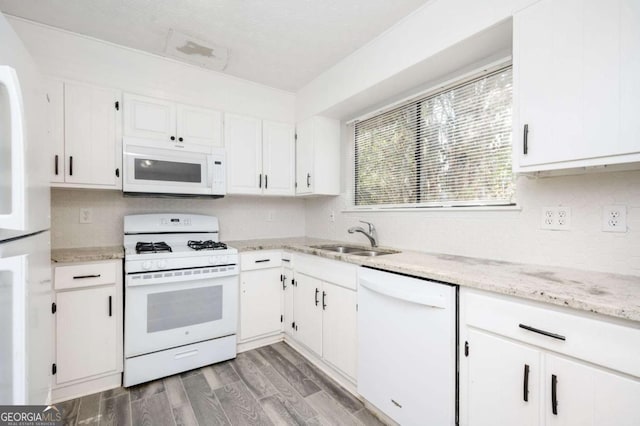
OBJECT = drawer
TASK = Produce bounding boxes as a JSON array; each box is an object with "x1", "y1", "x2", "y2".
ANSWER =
[
  {"x1": 54, "y1": 261, "x2": 118, "y2": 290},
  {"x1": 240, "y1": 251, "x2": 282, "y2": 271},
  {"x1": 463, "y1": 289, "x2": 640, "y2": 378},
  {"x1": 294, "y1": 253, "x2": 357, "y2": 290}
]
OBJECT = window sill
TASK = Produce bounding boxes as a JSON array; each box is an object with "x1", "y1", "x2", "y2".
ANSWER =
[{"x1": 342, "y1": 205, "x2": 521, "y2": 213}]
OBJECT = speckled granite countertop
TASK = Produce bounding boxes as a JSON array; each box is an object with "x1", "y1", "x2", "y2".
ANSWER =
[
  {"x1": 227, "y1": 237, "x2": 640, "y2": 323},
  {"x1": 51, "y1": 246, "x2": 124, "y2": 263}
]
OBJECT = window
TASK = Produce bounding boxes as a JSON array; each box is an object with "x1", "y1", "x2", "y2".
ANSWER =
[{"x1": 354, "y1": 66, "x2": 514, "y2": 208}]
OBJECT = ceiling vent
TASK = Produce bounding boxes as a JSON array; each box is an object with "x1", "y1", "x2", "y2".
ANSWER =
[{"x1": 164, "y1": 29, "x2": 229, "y2": 71}]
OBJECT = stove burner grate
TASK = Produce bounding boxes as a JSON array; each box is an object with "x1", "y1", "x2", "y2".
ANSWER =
[
  {"x1": 188, "y1": 240, "x2": 228, "y2": 251},
  {"x1": 135, "y1": 241, "x2": 172, "y2": 254}
]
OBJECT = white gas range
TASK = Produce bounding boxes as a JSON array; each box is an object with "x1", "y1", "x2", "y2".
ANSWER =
[{"x1": 123, "y1": 214, "x2": 238, "y2": 387}]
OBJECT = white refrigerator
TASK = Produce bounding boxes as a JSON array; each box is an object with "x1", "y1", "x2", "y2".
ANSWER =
[{"x1": 0, "y1": 11, "x2": 52, "y2": 405}]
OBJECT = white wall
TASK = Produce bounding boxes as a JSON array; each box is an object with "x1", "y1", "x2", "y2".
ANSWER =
[
  {"x1": 305, "y1": 130, "x2": 640, "y2": 276},
  {"x1": 6, "y1": 16, "x2": 295, "y2": 122},
  {"x1": 52, "y1": 189, "x2": 305, "y2": 249},
  {"x1": 296, "y1": 0, "x2": 534, "y2": 120}
]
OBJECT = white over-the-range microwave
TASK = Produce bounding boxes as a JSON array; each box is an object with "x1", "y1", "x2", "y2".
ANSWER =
[{"x1": 123, "y1": 137, "x2": 226, "y2": 198}]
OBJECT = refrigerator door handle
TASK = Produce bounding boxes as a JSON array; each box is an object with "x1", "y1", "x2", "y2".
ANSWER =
[
  {"x1": 0, "y1": 254, "x2": 27, "y2": 403},
  {"x1": 0, "y1": 66, "x2": 26, "y2": 231}
]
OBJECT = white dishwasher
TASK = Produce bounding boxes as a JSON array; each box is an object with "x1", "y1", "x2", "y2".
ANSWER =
[{"x1": 358, "y1": 267, "x2": 457, "y2": 426}]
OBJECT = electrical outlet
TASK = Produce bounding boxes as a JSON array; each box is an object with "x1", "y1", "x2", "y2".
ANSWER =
[
  {"x1": 602, "y1": 205, "x2": 626, "y2": 232},
  {"x1": 541, "y1": 206, "x2": 571, "y2": 230},
  {"x1": 329, "y1": 211, "x2": 335, "y2": 222},
  {"x1": 266, "y1": 211, "x2": 275, "y2": 222},
  {"x1": 79, "y1": 208, "x2": 93, "y2": 224}
]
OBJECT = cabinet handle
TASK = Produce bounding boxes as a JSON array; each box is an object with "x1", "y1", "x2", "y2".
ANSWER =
[
  {"x1": 315, "y1": 288, "x2": 319, "y2": 306},
  {"x1": 551, "y1": 374, "x2": 558, "y2": 415},
  {"x1": 170, "y1": 136, "x2": 176, "y2": 141},
  {"x1": 254, "y1": 259, "x2": 270, "y2": 263},
  {"x1": 523, "y1": 124, "x2": 529, "y2": 155},
  {"x1": 306, "y1": 173, "x2": 311, "y2": 188},
  {"x1": 523, "y1": 364, "x2": 530, "y2": 402},
  {"x1": 108, "y1": 296, "x2": 112, "y2": 317},
  {"x1": 69, "y1": 156, "x2": 73, "y2": 176},
  {"x1": 115, "y1": 168, "x2": 120, "y2": 177},
  {"x1": 73, "y1": 274, "x2": 101, "y2": 279},
  {"x1": 259, "y1": 173, "x2": 262, "y2": 188},
  {"x1": 265, "y1": 174, "x2": 268, "y2": 189},
  {"x1": 54, "y1": 155, "x2": 59, "y2": 175},
  {"x1": 518, "y1": 324, "x2": 565, "y2": 341},
  {"x1": 322, "y1": 291, "x2": 327, "y2": 310}
]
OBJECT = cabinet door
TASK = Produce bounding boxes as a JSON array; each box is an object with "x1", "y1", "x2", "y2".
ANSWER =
[
  {"x1": 545, "y1": 354, "x2": 640, "y2": 426},
  {"x1": 262, "y1": 120, "x2": 295, "y2": 196},
  {"x1": 295, "y1": 119, "x2": 314, "y2": 195},
  {"x1": 46, "y1": 78, "x2": 65, "y2": 183},
  {"x1": 224, "y1": 113, "x2": 262, "y2": 194},
  {"x1": 240, "y1": 268, "x2": 282, "y2": 341},
  {"x1": 64, "y1": 82, "x2": 119, "y2": 186},
  {"x1": 123, "y1": 93, "x2": 176, "y2": 142},
  {"x1": 293, "y1": 272, "x2": 322, "y2": 355},
  {"x1": 56, "y1": 286, "x2": 118, "y2": 384},
  {"x1": 282, "y1": 267, "x2": 294, "y2": 336},
  {"x1": 515, "y1": 0, "x2": 639, "y2": 170},
  {"x1": 464, "y1": 329, "x2": 541, "y2": 426},
  {"x1": 321, "y1": 283, "x2": 357, "y2": 380},
  {"x1": 176, "y1": 104, "x2": 222, "y2": 149}
]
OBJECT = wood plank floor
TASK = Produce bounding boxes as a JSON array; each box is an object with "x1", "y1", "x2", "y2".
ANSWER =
[{"x1": 56, "y1": 342, "x2": 388, "y2": 426}]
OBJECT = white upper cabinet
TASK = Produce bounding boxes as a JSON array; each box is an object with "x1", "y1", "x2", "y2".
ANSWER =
[
  {"x1": 295, "y1": 116, "x2": 341, "y2": 196},
  {"x1": 48, "y1": 80, "x2": 121, "y2": 188},
  {"x1": 514, "y1": 0, "x2": 640, "y2": 172},
  {"x1": 262, "y1": 120, "x2": 295, "y2": 196},
  {"x1": 123, "y1": 93, "x2": 222, "y2": 150},
  {"x1": 225, "y1": 113, "x2": 295, "y2": 196},
  {"x1": 225, "y1": 113, "x2": 263, "y2": 194},
  {"x1": 123, "y1": 93, "x2": 176, "y2": 141}
]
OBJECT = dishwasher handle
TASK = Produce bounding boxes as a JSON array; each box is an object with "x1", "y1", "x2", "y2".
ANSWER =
[{"x1": 359, "y1": 278, "x2": 446, "y2": 309}]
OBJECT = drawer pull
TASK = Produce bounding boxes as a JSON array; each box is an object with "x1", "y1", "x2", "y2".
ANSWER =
[
  {"x1": 73, "y1": 274, "x2": 101, "y2": 279},
  {"x1": 175, "y1": 349, "x2": 198, "y2": 360},
  {"x1": 518, "y1": 324, "x2": 565, "y2": 341},
  {"x1": 551, "y1": 374, "x2": 558, "y2": 415},
  {"x1": 254, "y1": 259, "x2": 270, "y2": 263},
  {"x1": 108, "y1": 296, "x2": 112, "y2": 317},
  {"x1": 391, "y1": 399, "x2": 402, "y2": 408},
  {"x1": 523, "y1": 364, "x2": 530, "y2": 402}
]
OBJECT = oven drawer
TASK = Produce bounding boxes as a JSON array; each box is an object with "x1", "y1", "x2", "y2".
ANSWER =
[
  {"x1": 55, "y1": 261, "x2": 118, "y2": 290},
  {"x1": 464, "y1": 289, "x2": 640, "y2": 377},
  {"x1": 123, "y1": 335, "x2": 236, "y2": 387},
  {"x1": 240, "y1": 251, "x2": 282, "y2": 271}
]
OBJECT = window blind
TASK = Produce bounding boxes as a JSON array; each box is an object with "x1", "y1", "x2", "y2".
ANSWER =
[{"x1": 354, "y1": 66, "x2": 514, "y2": 208}]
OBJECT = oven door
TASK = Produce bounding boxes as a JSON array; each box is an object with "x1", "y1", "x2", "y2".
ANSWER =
[
  {"x1": 124, "y1": 272, "x2": 238, "y2": 357},
  {"x1": 123, "y1": 139, "x2": 225, "y2": 196}
]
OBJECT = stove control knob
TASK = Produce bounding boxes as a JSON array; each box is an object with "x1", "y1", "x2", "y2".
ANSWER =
[
  {"x1": 157, "y1": 260, "x2": 167, "y2": 269},
  {"x1": 142, "y1": 261, "x2": 151, "y2": 270},
  {"x1": 208, "y1": 256, "x2": 217, "y2": 265}
]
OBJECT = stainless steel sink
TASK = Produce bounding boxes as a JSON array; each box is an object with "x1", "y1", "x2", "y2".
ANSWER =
[
  {"x1": 311, "y1": 244, "x2": 399, "y2": 256},
  {"x1": 311, "y1": 244, "x2": 366, "y2": 253},
  {"x1": 351, "y1": 249, "x2": 399, "y2": 257}
]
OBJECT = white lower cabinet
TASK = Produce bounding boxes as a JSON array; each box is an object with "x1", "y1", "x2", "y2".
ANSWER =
[
  {"x1": 292, "y1": 272, "x2": 323, "y2": 355},
  {"x1": 52, "y1": 260, "x2": 123, "y2": 402},
  {"x1": 465, "y1": 329, "x2": 541, "y2": 426},
  {"x1": 460, "y1": 288, "x2": 640, "y2": 426},
  {"x1": 289, "y1": 254, "x2": 358, "y2": 381},
  {"x1": 238, "y1": 251, "x2": 283, "y2": 342}
]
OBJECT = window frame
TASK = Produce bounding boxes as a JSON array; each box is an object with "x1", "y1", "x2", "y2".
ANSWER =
[{"x1": 349, "y1": 59, "x2": 516, "y2": 211}]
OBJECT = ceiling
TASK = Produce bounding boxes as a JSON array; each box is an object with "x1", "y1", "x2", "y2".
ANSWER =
[{"x1": 0, "y1": 0, "x2": 429, "y2": 91}]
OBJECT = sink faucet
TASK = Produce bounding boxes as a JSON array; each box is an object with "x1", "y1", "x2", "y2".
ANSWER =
[{"x1": 348, "y1": 220, "x2": 378, "y2": 248}]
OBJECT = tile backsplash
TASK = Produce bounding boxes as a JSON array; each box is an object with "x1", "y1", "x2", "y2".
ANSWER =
[{"x1": 51, "y1": 188, "x2": 306, "y2": 249}]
